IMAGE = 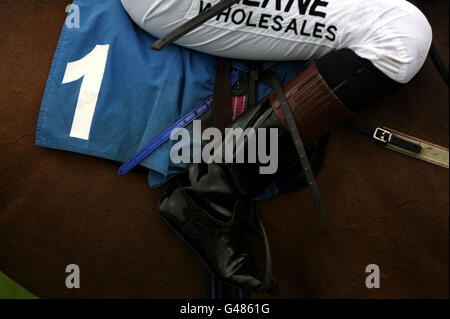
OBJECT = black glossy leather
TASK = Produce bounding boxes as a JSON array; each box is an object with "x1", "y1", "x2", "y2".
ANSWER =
[
  {"x1": 157, "y1": 98, "x2": 281, "y2": 294},
  {"x1": 157, "y1": 90, "x2": 329, "y2": 294},
  {"x1": 159, "y1": 168, "x2": 278, "y2": 294}
]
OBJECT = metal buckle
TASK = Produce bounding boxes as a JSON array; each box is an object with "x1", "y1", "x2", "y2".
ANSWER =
[{"x1": 373, "y1": 127, "x2": 392, "y2": 145}]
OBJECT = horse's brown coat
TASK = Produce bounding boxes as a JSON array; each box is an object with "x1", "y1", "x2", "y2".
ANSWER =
[{"x1": 0, "y1": 0, "x2": 448, "y2": 298}]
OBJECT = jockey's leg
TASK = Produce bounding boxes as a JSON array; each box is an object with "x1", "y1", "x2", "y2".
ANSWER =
[
  {"x1": 123, "y1": 0, "x2": 433, "y2": 293},
  {"x1": 121, "y1": 0, "x2": 432, "y2": 83},
  {"x1": 157, "y1": 47, "x2": 402, "y2": 294},
  {"x1": 121, "y1": 0, "x2": 432, "y2": 144},
  {"x1": 270, "y1": 48, "x2": 400, "y2": 148}
]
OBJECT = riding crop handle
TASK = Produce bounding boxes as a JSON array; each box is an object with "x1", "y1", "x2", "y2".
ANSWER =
[{"x1": 151, "y1": 0, "x2": 240, "y2": 51}]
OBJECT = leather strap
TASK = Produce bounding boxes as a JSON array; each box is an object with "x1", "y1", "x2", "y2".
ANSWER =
[
  {"x1": 347, "y1": 120, "x2": 449, "y2": 169},
  {"x1": 247, "y1": 62, "x2": 260, "y2": 108},
  {"x1": 385, "y1": 128, "x2": 449, "y2": 168},
  {"x1": 247, "y1": 202, "x2": 279, "y2": 295},
  {"x1": 430, "y1": 42, "x2": 449, "y2": 86},
  {"x1": 262, "y1": 71, "x2": 326, "y2": 217},
  {"x1": 347, "y1": 120, "x2": 422, "y2": 153},
  {"x1": 211, "y1": 58, "x2": 232, "y2": 132}
]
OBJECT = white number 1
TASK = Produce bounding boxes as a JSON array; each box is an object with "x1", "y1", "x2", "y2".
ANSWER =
[{"x1": 62, "y1": 44, "x2": 110, "y2": 140}]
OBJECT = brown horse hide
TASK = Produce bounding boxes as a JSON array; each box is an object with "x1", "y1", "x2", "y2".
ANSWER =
[{"x1": 0, "y1": 0, "x2": 448, "y2": 298}]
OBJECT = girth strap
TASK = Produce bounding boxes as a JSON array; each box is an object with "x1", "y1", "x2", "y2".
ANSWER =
[{"x1": 347, "y1": 119, "x2": 449, "y2": 169}]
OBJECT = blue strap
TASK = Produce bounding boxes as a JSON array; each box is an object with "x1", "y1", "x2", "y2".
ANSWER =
[{"x1": 119, "y1": 69, "x2": 242, "y2": 175}]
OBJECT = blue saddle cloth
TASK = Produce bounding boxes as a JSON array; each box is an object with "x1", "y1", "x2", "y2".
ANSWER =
[{"x1": 35, "y1": 0, "x2": 306, "y2": 192}]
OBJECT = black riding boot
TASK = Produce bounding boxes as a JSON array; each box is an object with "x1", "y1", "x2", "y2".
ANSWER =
[
  {"x1": 158, "y1": 61, "x2": 352, "y2": 294},
  {"x1": 158, "y1": 97, "x2": 282, "y2": 295},
  {"x1": 158, "y1": 60, "x2": 353, "y2": 294},
  {"x1": 158, "y1": 50, "x2": 399, "y2": 294}
]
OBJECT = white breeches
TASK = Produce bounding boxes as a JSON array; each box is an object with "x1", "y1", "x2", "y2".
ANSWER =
[{"x1": 121, "y1": 0, "x2": 432, "y2": 83}]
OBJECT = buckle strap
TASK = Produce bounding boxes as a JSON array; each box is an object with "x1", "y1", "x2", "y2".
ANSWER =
[
  {"x1": 347, "y1": 120, "x2": 449, "y2": 169},
  {"x1": 350, "y1": 121, "x2": 423, "y2": 154},
  {"x1": 373, "y1": 127, "x2": 392, "y2": 144},
  {"x1": 373, "y1": 127, "x2": 422, "y2": 154}
]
